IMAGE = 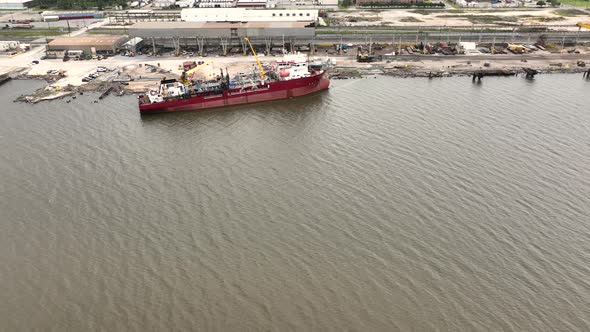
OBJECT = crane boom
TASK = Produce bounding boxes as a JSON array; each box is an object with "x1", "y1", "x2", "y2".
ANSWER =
[
  {"x1": 244, "y1": 37, "x2": 266, "y2": 80},
  {"x1": 185, "y1": 60, "x2": 212, "y2": 78},
  {"x1": 181, "y1": 60, "x2": 213, "y2": 84}
]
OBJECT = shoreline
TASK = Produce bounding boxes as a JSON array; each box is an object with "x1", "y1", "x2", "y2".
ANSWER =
[{"x1": 6, "y1": 53, "x2": 590, "y2": 104}]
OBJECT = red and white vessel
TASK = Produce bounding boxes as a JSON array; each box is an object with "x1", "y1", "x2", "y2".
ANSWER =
[{"x1": 138, "y1": 54, "x2": 330, "y2": 114}]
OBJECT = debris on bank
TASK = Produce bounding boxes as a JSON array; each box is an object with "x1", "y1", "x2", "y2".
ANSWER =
[
  {"x1": 330, "y1": 68, "x2": 363, "y2": 79},
  {"x1": 14, "y1": 85, "x2": 77, "y2": 103}
]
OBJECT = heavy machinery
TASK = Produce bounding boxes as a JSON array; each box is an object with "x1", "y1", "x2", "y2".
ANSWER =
[
  {"x1": 244, "y1": 37, "x2": 266, "y2": 80},
  {"x1": 577, "y1": 22, "x2": 590, "y2": 30},
  {"x1": 183, "y1": 61, "x2": 197, "y2": 71},
  {"x1": 356, "y1": 46, "x2": 376, "y2": 62},
  {"x1": 508, "y1": 44, "x2": 526, "y2": 54}
]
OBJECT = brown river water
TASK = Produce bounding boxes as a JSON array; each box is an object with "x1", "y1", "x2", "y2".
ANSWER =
[{"x1": 1, "y1": 75, "x2": 590, "y2": 331}]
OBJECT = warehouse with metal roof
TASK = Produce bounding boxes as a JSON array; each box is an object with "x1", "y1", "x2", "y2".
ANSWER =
[
  {"x1": 128, "y1": 21, "x2": 314, "y2": 39},
  {"x1": 0, "y1": 0, "x2": 32, "y2": 9},
  {"x1": 46, "y1": 35, "x2": 129, "y2": 54},
  {"x1": 128, "y1": 21, "x2": 315, "y2": 54}
]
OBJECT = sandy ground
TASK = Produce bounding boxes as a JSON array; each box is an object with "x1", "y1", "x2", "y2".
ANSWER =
[
  {"x1": 330, "y1": 8, "x2": 590, "y2": 28},
  {"x1": 6, "y1": 52, "x2": 313, "y2": 88}
]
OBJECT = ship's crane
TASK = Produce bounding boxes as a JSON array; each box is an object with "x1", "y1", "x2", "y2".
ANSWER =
[
  {"x1": 181, "y1": 60, "x2": 212, "y2": 84},
  {"x1": 244, "y1": 37, "x2": 266, "y2": 80}
]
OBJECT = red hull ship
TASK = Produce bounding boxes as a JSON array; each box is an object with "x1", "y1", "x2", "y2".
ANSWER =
[{"x1": 139, "y1": 71, "x2": 330, "y2": 114}]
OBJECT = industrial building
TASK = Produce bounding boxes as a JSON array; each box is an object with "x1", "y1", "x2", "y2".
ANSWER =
[
  {"x1": 128, "y1": 21, "x2": 314, "y2": 54},
  {"x1": 152, "y1": 0, "x2": 176, "y2": 7},
  {"x1": 273, "y1": 0, "x2": 338, "y2": 6},
  {"x1": 129, "y1": 21, "x2": 314, "y2": 39},
  {"x1": 236, "y1": 0, "x2": 268, "y2": 7},
  {"x1": 176, "y1": 0, "x2": 196, "y2": 7},
  {"x1": 0, "y1": 0, "x2": 32, "y2": 9},
  {"x1": 197, "y1": 0, "x2": 235, "y2": 8},
  {"x1": 122, "y1": 37, "x2": 144, "y2": 52},
  {"x1": 180, "y1": 8, "x2": 319, "y2": 23},
  {"x1": 46, "y1": 35, "x2": 128, "y2": 55},
  {"x1": 41, "y1": 11, "x2": 104, "y2": 21}
]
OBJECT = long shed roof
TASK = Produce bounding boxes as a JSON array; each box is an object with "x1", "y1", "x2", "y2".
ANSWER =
[
  {"x1": 129, "y1": 21, "x2": 310, "y2": 29},
  {"x1": 48, "y1": 35, "x2": 127, "y2": 47}
]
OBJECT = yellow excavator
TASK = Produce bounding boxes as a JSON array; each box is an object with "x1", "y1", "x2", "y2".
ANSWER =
[
  {"x1": 577, "y1": 22, "x2": 590, "y2": 30},
  {"x1": 244, "y1": 37, "x2": 266, "y2": 80}
]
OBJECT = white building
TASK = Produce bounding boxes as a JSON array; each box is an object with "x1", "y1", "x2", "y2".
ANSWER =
[
  {"x1": 176, "y1": 0, "x2": 195, "y2": 6},
  {"x1": 152, "y1": 0, "x2": 176, "y2": 8},
  {"x1": 275, "y1": 0, "x2": 337, "y2": 7},
  {"x1": 181, "y1": 8, "x2": 318, "y2": 22},
  {"x1": 0, "y1": 0, "x2": 32, "y2": 8},
  {"x1": 198, "y1": 0, "x2": 234, "y2": 8},
  {"x1": 458, "y1": 42, "x2": 479, "y2": 54},
  {"x1": 236, "y1": 0, "x2": 267, "y2": 7}
]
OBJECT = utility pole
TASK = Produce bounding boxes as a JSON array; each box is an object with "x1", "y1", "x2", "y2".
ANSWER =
[
  {"x1": 45, "y1": 21, "x2": 50, "y2": 44},
  {"x1": 492, "y1": 36, "x2": 496, "y2": 53}
]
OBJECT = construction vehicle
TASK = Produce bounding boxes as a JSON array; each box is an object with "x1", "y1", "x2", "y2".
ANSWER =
[
  {"x1": 183, "y1": 61, "x2": 197, "y2": 71},
  {"x1": 577, "y1": 22, "x2": 590, "y2": 30},
  {"x1": 244, "y1": 37, "x2": 266, "y2": 80},
  {"x1": 508, "y1": 44, "x2": 526, "y2": 54},
  {"x1": 356, "y1": 46, "x2": 376, "y2": 63}
]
